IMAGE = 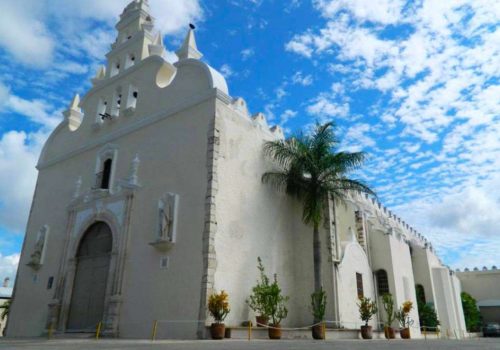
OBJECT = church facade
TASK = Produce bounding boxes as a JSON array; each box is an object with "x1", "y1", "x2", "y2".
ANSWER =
[{"x1": 7, "y1": 0, "x2": 466, "y2": 339}]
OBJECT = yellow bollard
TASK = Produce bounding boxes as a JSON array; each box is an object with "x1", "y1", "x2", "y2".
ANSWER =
[
  {"x1": 322, "y1": 321, "x2": 326, "y2": 340},
  {"x1": 446, "y1": 328, "x2": 450, "y2": 339},
  {"x1": 95, "y1": 321, "x2": 102, "y2": 340},
  {"x1": 151, "y1": 320, "x2": 158, "y2": 341},
  {"x1": 248, "y1": 320, "x2": 252, "y2": 341},
  {"x1": 423, "y1": 326, "x2": 427, "y2": 340},
  {"x1": 437, "y1": 327, "x2": 440, "y2": 339},
  {"x1": 47, "y1": 323, "x2": 53, "y2": 339}
]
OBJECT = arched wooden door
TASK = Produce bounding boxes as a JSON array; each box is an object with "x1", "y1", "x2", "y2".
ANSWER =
[{"x1": 67, "y1": 222, "x2": 112, "y2": 331}]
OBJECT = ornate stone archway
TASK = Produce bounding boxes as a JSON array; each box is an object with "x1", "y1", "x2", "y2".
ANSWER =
[{"x1": 47, "y1": 187, "x2": 136, "y2": 337}]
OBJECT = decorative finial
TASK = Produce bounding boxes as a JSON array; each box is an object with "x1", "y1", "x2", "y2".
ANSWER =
[
  {"x1": 189, "y1": 23, "x2": 196, "y2": 30},
  {"x1": 149, "y1": 32, "x2": 165, "y2": 56},
  {"x1": 73, "y1": 176, "x2": 82, "y2": 199},
  {"x1": 175, "y1": 26, "x2": 203, "y2": 60},
  {"x1": 69, "y1": 94, "x2": 80, "y2": 111},
  {"x1": 128, "y1": 154, "x2": 140, "y2": 185}
]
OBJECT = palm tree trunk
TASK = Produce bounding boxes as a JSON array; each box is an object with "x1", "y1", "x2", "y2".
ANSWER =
[{"x1": 313, "y1": 222, "x2": 322, "y2": 293}]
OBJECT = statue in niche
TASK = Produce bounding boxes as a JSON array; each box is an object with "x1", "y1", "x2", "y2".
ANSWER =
[
  {"x1": 159, "y1": 201, "x2": 173, "y2": 240},
  {"x1": 157, "y1": 193, "x2": 178, "y2": 243},
  {"x1": 28, "y1": 225, "x2": 49, "y2": 269}
]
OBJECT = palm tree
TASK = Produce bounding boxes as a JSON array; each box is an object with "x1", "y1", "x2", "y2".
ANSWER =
[
  {"x1": 1, "y1": 299, "x2": 11, "y2": 321},
  {"x1": 262, "y1": 122, "x2": 375, "y2": 319}
]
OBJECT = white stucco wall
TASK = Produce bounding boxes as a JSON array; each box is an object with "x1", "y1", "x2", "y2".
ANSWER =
[
  {"x1": 337, "y1": 242, "x2": 377, "y2": 329},
  {"x1": 8, "y1": 23, "x2": 225, "y2": 337},
  {"x1": 213, "y1": 101, "x2": 321, "y2": 327}
]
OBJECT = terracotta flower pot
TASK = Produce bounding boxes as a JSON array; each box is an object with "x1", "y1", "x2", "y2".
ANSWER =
[
  {"x1": 400, "y1": 327, "x2": 411, "y2": 339},
  {"x1": 256, "y1": 315, "x2": 269, "y2": 327},
  {"x1": 210, "y1": 323, "x2": 225, "y2": 340},
  {"x1": 268, "y1": 324, "x2": 282, "y2": 339},
  {"x1": 360, "y1": 325, "x2": 373, "y2": 339},
  {"x1": 312, "y1": 324, "x2": 325, "y2": 339},
  {"x1": 384, "y1": 326, "x2": 395, "y2": 339}
]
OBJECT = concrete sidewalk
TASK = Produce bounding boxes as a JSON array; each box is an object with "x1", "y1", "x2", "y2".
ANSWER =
[{"x1": 0, "y1": 338, "x2": 499, "y2": 350}]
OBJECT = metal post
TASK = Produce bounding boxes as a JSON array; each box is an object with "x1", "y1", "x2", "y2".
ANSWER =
[
  {"x1": 423, "y1": 326, "x2": 427, "y2": 340},
  {"x1": 95, "y1": 321, "x2": 102, "y2": 340},
  {"x1": 248, "y1": 320, "x2": 252, "y2": 341},
  {"x1": 151, "y1": 320, "x2": 158, "y2": 341},
  {"x1": 48, "y1": 323, "x2": 53, "y2": 340}
]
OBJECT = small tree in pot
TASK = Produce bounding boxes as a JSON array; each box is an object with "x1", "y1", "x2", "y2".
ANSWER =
[
  {"x1": 395, "y1": 300, "x2": 413, "y2": 339},
  {"x1": 262, "y1": 274, "x2": 289, "y2": 340},
  {"x1": 310, "y1": 288, "x2": 327, "y2": 339},
  {"x1": 357, "y1": 296, "x2": 378, "y2": 339},
  {"x1": 382, "y1": 293, "x2": 396, "y2": 339},
  {"x1": 246, "y1": 257, "x2": 271, "y2": 327},
  {"x1": 208, "y1": 290, "x2": 230, "y2": 340}
]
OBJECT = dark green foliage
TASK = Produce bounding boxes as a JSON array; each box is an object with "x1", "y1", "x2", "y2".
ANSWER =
[
  {"x1": 262, "y1": 122, "x2": 375, "y2": 299},
  {"x1": 461, "y1": 292, "x2": 482, "y2": 332},
  {"x1": 262, "y1": 274, "x2": 289, "y2": 325},
  {"x1": 247, "y1": 258, "x2": 289, "y2": 325},
  {"x1": 382, "y1": 293, "x2": 395, "y2": 326},
  {"x1": 246, "y1": 257, "x2": 271, "y2": 316},
  {"x1": 358, "y1": 296, "x2": 378, "y2": 326},
  {"x1": 262, "y1": 122, "x2": 375, "y2": 228},
  {"x1": 311, "y1": 287, "x2": 327, "y2": 321},
  {"x1": 418, "y1": 303, "x2": 440, "y2": 330},
  {"x1": 0, "y1": 299, "x2": 10, "y2": 321},
  {"x1": 415, "y1": 285, "x2": 439, "y2": 330}
]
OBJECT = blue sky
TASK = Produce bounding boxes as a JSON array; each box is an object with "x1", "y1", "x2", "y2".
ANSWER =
[{"x1": 0, "y1": 0, "x2": 499, "y2": 282}]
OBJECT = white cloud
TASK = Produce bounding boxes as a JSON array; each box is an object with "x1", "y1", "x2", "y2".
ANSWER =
[
  {"x1": 241, "y1": 48, "x2": 255, "y2": 60},
  {"x1": 314, "y1": 0, "x2": 406, "y2": 24},
  {"x1": 220, "y1": 64, "x2": 234, "y2": 79},
  {"x1": 0, "y1": 82, "x2": 10, "y2": 108},
  {"x1": 279, "y1": 109, "x2": 297, "y2": 125},
  {"x1": 292, "y1": 71, "x2": 313, "y2": 86},
  {"x1": 0, "y1": 2, "x2": 54, "y2": 68},
  {"x1": 307, "y1": 96, "x2": 349, "y2": 119},
  {"x1": 0, "y1": 131, "x2": 48, "y2": 232},
  {"x1": 6, "y1": 95, "x2": 61, "y2": 129},
  {"x1": 0, "y1": 0, "x2": 203, "y2": 69},
  {"x1": 343, "y1": 123, "x2": 376, "y2": 150},
  {"x1": 275, "y1": 87, "x2": 287, "y2": 100},
  {"x1": 0, "y1": 253, "x2": 19, "y2": 284},
  {"x1": 288, "y1": 0, "x2": 500, "y2": 268}
]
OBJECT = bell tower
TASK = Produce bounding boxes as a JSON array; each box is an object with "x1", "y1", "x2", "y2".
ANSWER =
[{"x1": 103, "y1": 0, "x2": 165, "y2": 79}]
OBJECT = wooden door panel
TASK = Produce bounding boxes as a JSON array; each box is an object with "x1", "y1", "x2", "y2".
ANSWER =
[{"x1": 66, "y1": 222, "x2": 112, "y2": 332}]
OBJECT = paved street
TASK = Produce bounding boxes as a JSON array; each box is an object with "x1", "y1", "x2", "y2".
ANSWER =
[{"x1": 0, "y1": 338, "x2": 499, "y2": 350}]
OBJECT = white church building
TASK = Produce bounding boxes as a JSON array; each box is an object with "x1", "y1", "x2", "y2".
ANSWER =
[{"x1": 6, "y1": 0, "x2": 466, "y2": 339}]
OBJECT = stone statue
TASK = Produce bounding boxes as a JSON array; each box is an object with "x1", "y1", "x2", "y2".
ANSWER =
[
  {"x1": 160, "y1": 202, "x2": 173, "y2": 240},
  {"x1": 158, "y1": 193, "x2": 177, "y2": 242},
  {"x1": 28, "y1": 226, "x2": 48, "y2": 269}
]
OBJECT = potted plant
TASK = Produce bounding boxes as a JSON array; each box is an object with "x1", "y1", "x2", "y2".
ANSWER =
[
  {"x1": 310, "y1": 288, "x2": 327, "y2": 339},
  {"x1": 357, "y1": 296, "x2": 378, "y2": 339},
  {"x1": 262, "y1": 273, "x2": 289, "y2": 339},
  {"x1": 208, "y1": 290, "x2": 230, "y2": 340},
  {"x1": 395, "y1": 300, "x2": 413, "y2": 339},
  {"x1": 382, "y1": 293, "x2": 396, "y2": 339},
  {"x1": 246, "y1": 257, "x2": 271, "y2": 327}
]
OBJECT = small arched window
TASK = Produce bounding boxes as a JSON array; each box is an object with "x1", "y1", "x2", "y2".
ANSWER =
[
  {"x1": 376, "y1": 269, "x2": 390, "y2": 295},
  {"x1": 100, "y1": 158, "x2": 112, "y2": 189}
]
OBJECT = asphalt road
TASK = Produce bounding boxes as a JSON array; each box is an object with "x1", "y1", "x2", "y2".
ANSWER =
[{"x1": 0, "y1": 338, "x2": 499, "y2": 350}]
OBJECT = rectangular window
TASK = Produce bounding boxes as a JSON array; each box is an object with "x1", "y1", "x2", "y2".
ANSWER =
[{"x1": 356, "y1": 272, "x2": 364, "y2": 298}]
